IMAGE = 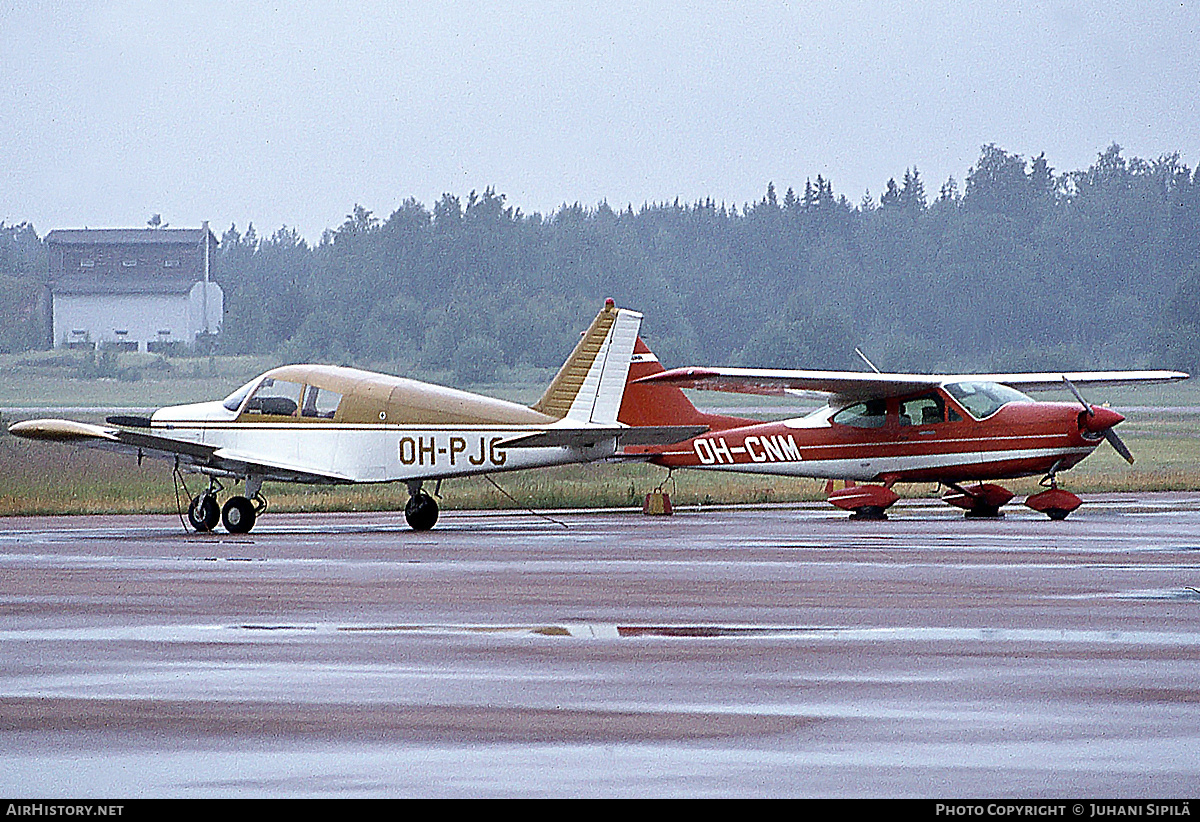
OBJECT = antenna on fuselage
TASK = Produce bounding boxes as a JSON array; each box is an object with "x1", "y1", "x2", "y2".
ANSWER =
[{"x1": 855, "y1": 347, "x2": 882, "y2": 374}]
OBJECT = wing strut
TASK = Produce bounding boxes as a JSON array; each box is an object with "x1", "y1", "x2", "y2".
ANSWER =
[{"x1": 854, "y1": 348, "x2": 882, "y2": 374}]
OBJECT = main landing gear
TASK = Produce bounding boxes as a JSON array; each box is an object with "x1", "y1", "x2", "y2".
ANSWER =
[
  {"x1": 404, "y1": 480, "x2": 439, "y2": 531},
  {"x1": 827, "y1": 470, "x2": 1085, "y2": 522},
  {"x1": 826, "y1": 480, "x2": 899, "y2": 520},
  {"x1": 943, "y1": 463, "x2": 1082, "y2": 521},
  {"x1": 943, "y1": 483, "x2": 1015, "y2": 518},
  {"x1": 185, "y1": 477, "x2": 267, "y2": 534}
]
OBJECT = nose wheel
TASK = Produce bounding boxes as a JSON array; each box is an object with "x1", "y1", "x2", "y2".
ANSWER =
[
  {"x1": 187, "y1": 493, "x2": 220, "y2": 532},
  {"x1": 1024, "y1": 463, "x2": 1083, "y2": 521}
]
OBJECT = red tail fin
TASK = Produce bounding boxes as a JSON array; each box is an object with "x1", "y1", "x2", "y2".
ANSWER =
[{"x1": 618, "y1": 337, "x2": 756, "y2": 432}]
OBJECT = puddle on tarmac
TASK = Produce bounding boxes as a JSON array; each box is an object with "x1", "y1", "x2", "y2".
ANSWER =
[
  {"x1": 7, "y1": 620, "x2": 1200, "y2": 645},
  {"x1": 332, "y1": 623, "x2": 824, "y2": 639},
  {"x1": 234, "y1": 622, "x2": 1200, "y2": 644}
]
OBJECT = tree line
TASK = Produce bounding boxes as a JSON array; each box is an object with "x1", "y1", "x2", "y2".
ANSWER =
[{"x1": 3, "y1": 143, "x2": 1199, "y2": 380}]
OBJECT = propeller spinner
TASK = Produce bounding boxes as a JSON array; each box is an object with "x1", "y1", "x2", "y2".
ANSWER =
[{"x1": 1062, "y1": 376, "x2": 1134, "y2": 464}]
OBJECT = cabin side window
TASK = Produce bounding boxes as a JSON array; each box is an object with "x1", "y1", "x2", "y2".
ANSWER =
[
  {"x1": 301, "y1": 385, "x2": 343, "y2": 419},
  {"x1": 832, "y1": 399, "x2": 888, "y2": 428},
  {"x1": 899, "y1": 393, "x2": 946, "y2": 426},
  {"x1": 243, "y1": 378, "x2": 304, "y2": 416}
]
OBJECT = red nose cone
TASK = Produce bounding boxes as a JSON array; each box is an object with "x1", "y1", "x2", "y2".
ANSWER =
[{"x1": 1083, "y1": 406, "x2": 1125, "y2": 432}]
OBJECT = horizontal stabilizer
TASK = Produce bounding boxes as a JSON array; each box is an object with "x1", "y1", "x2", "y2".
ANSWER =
[
  {"x1": 614, "y1": 424, "x2": 709, "y2": 446},
  {"x1": 497, "y1": 424, "x2": 707, "y2": 450}
]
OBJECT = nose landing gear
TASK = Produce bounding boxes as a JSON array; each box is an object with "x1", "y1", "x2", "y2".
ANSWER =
[
  {"x1": 184, "y1": 476, "x2": 268, "y2": 534},
  {"x1": 186, "y1": 492, "x2": 220, "y2": 532},
  {"x1": 1024, "y1": 461, "x2": 1082, "y2": 521}
]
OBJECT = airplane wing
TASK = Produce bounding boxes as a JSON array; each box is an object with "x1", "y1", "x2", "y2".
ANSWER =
[
  {"x1": 636, "y1": 367, "x2": 1189, "y2": 402},
  {"x1": 205, "y1": 447, "x2": 355, "y2": 484},
  {"x1": 8, "y1": 419, "x2": 217, "y2": 458},
  {"x1": 950, "y1": 370, "x2": 1190, "y2": 391},
  {"x1": 496, "y1": 424, "x2": 708, "y2": 449},
  {"x1": 635, "y1": 368, "x2": 942, "y2": 401},
  {"x1": 7, "y1": 419, "x2": 353, "y2": 484}
]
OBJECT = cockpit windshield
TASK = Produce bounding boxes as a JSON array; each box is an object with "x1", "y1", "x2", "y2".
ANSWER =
[
  {"x1": 221, "y1": 376, "x2": 344, "y2": 418},
  {"x1": 943, "y1": 381, "x2": 1032, "y2": 420},
  {"x1": 221, "y1": 379, "x2": 257, "y2": 413},
  {"x1": 243, "y1": 377, "x2": 305, "y2": 416}
]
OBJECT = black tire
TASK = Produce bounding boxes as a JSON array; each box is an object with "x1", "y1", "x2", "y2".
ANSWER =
[
  {"x1": 187, "y1": 494, "x2": 220, "y2": 532},
  {"x1": 1046, "y1": 508, "x2": 1071, "y2": 521},
  {"x1": 222, "y1": 495, "x2": 257, "y2": 534},
  {"x1": 404, "y1": 492, "x2": 439, "y2": 531}
]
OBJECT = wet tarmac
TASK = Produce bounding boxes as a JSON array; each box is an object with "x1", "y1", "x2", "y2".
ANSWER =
[{"x1": 2, "y1": 494, "x2": 1200, "y2": 797}]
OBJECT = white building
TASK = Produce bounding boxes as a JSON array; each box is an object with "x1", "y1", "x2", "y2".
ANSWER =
[{"x1": 45, "y1": 226, "x2": 222, "y2": 353}]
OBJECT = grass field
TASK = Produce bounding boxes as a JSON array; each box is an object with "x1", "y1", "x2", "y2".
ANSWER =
[
  {"x1": 1, "y1": 352, "x2": 1196, "y2": 517},
  {"x1": 2, "y1": 407, "x2": 1197, "y2": 519},
  {"x1": 0, "y1": 428, "x2": 828, "y2": 517},
  {"x1": 3, "y1": 350, "x2": 1198, "y2": 409},
  {"x1": 0, "y1": 350, "x2": 560, "y2": 408}
]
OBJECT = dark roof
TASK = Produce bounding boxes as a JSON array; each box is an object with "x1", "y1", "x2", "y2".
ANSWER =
[
  {"x1": 53, "y1": 274, "x2": 198, "y2": 296},
  {"x1": 44, "y1": 228, "x2": 218, "y2": 246}
]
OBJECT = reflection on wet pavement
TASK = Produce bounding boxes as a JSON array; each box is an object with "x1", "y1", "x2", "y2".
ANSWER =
[{"x1": 3, "y1": 496, "x2": 1200, "y2": 796}]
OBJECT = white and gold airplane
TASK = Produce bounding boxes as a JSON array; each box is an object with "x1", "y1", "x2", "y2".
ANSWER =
[{"x1": 8, "y1": 300, "x2": 702, "y2": 532}]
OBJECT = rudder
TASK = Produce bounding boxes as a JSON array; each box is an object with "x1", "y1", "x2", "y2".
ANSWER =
[{"x1": 533, "y1": 300, "x2": 643, "y2": 425}]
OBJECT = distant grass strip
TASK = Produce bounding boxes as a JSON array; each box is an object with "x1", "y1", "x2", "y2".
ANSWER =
[
  {"x1": 0, "y1": 432, "x2": 825, "y2": 517},
  {"x1": 2, "y1": 410, "x2": 1198, "y2": 517}
]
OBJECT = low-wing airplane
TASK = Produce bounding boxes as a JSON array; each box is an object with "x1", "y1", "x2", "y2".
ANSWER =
[
  {"x1": 8, "y1": 301, "x2": 703, "y2": 533},
  {"x1": 618, "y1": 338, "x2": 1188, "y2": 519}
]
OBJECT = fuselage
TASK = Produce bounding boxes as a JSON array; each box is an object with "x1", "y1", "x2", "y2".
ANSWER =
[
  {"x1": 627, "y1": 385, "x2": 1105, "y2": 485},
  {"x1": 149, "y1": 365, "x2": 616, "y2": 484}
]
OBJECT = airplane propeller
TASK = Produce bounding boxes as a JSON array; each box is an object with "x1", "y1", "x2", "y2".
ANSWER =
[{"x1": 1062, "y1": 376, "x2": 1134, "y2": 464}]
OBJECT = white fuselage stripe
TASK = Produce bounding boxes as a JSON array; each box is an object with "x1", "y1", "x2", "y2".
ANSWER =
[
  {"x1": 150, "y1": 423, "x2": 619, "y2": 483},
  {"x1": 673, "y1": 446, "x2": 1094, "y2": 481}
]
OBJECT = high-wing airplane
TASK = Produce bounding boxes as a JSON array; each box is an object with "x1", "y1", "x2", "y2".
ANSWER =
[
  {"x1": 8, "y1": 301, "x2": 702, "y2": 533},
  {"x1": 618, "y1": 338, "x2": 1188, "y2": 519}
]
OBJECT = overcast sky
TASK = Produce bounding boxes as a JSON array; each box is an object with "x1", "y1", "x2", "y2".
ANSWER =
[{"x1": 3, "y1": 1, "x2": 1198, "y2": 242}]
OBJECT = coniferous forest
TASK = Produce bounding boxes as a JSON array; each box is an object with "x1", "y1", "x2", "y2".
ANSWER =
[{"x1": 3, "y1": 144, "x2": 1199, "y2": 381}]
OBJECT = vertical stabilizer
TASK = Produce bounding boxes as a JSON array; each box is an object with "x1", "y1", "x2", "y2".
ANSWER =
[
  {"x1": 532, "y1": 300, "x2": 643, "y2": 424},
  {"x1": 618, "y1": 337, "x2": 758, "y2": 431}
]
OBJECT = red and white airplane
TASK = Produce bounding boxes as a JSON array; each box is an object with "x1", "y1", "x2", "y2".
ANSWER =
[{"x1": 618, "y1": 339, "x2": 1188, "y2": 519}]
